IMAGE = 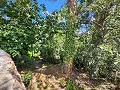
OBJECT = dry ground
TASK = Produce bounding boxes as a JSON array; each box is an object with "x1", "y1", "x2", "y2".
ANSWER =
[{"x1": 20, "y1": 63, "x2": 119, "y2": 90}]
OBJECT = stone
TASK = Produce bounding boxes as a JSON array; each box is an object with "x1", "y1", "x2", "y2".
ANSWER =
[{"x1": 0, "y1": 49, "x2": 26, "y2": 90}]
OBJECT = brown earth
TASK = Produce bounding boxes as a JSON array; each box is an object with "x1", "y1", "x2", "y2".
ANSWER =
[{"x1": 19, "y1": 62, "x2": 119, "y2": 90}]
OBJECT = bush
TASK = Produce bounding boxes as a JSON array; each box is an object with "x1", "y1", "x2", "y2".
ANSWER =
[
  {"x1": 21, "y1": 71, "x2": 32, "y2": 87},
  {"x1": 74, "y1": 43, "x2": 120, "y2": 83},
  {"x1": 66, "y1": 80, "x2": 78, "y2": 90}
]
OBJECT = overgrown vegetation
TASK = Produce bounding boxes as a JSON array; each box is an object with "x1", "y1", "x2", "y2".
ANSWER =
[
  {"x1": 66, "y1": 80, "x2": 78, "y2": 90},
  {"x1": 0, "y1": 0, "x2": 120, "y2": 88},
  {"x1": 21, "y1": 71, "x2": 32, "y2": 87}
]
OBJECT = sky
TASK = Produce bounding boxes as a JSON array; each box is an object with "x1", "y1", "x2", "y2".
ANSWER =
[{"x1": 37, "y1": 0, "x2": 66, "y2": 13}]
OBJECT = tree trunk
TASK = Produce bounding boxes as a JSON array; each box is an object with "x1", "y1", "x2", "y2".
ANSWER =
[{"x1": 62, "y1": 0, "x2": 77, "y2": 79}]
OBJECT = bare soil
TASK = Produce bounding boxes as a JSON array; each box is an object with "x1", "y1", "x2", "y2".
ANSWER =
[{"x1": 19, "y1": 63, "x2": 119, "y2": 90}]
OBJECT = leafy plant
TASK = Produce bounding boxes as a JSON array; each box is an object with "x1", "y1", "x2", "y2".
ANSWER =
[
  {"x1": 66, "y1": 80, "x2": 78, "y2": 90},
  {"x1": 22, "y1": 71, "x2": 32, "y2": 87},
  {"x1": 0, "y1": 0, "x2": 42, "y2": 59}
]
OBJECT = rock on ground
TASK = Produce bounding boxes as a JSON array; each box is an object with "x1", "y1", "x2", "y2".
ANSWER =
[{"x1": 0, "y1": 49, "x2": 26, "y2": 90}]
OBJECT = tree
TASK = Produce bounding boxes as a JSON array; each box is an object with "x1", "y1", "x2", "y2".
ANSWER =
[
  {"x1": 74, "y1": 0, "x2": 120, "y2": 81},
  {"x1": 0, "y1": 0, "x2": 42, "y2": 58},
  {"x1": 46, "y1": 0, "x2": 77, "y2": 78}
]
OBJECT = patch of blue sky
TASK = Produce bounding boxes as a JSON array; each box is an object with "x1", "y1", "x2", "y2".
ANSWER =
[{"x1": 37, "y1": 0, "x2": 66, "y2": 13}]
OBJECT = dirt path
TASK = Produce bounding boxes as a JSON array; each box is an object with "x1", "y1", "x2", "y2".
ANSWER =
[{"x1": 20, "y1": 63, "x2": 118, "y2": 90}]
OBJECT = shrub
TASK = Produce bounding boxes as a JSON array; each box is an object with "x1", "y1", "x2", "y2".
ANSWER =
[
  {"x1": 21, "y1": 72, "x2": 32, "y2": 87},
  {"x1": 66, "y1": 80, "x2": 78, "y2": 90}
]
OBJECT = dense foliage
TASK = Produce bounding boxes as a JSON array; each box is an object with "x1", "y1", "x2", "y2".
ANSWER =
[
  {"x1": 0, "y1": 0, "x2": 120, "y2": 84},
  {"x1": 74, "y1": 0, "x2": 120, "y2": 82}
]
